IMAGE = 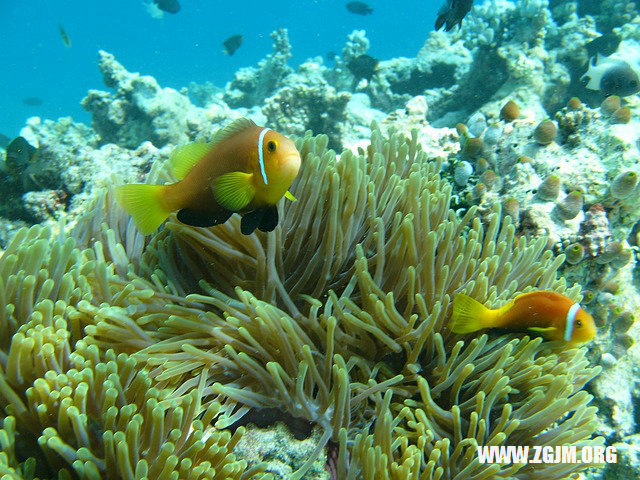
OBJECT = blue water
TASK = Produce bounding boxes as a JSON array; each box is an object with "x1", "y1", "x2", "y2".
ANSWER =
[{"x1": 0, "y1": 0, "x2": 437, "y2": 137}]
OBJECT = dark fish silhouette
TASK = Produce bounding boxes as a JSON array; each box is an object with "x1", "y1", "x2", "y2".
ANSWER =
[
  {"x1": 154, "y1": 0, "x2": 180, "y2": 14},
  {"x1": 347, "y1": 54, "x2": 379, "y2": 81},
  {"x1": 435, "y1": 0, "x2": 474, "y2": 31},
  {"x1": 222, "y1": 35, "x2": 243, "y2": 56},
  {"x1": 326, "y1": 51, "x2": 337, "y2": 63},
  {"x1": 346, "y1": 1, "x2": 373, "y2": 15},
  {"x1": 4, "y1": 136, "x2": 37, "y2": 177},
  {"x1": 22, "y1": 97, "x2": 43, "y2": 106},
  {"x1": 59, "y1": 23, "x2": 71, "y2": 48}
]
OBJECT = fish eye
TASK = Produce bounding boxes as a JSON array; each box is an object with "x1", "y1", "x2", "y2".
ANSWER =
[
  {"x1": 267, "y1": 140, "x2": 277, "y2": 152},
  {"x1": 576, "y1": 320, "x2": 582, "y2": 328}
]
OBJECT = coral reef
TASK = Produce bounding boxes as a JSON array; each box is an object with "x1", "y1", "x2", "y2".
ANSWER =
[
  {"x1": 262, "y1": 63, "x2": 351, "y2": 150},
  {"x1": 82, "y1": 51, "x2": 231, "y2": 149},
  {"x1": 223, "y1": 29, "x2": 293, "y2": 109}
]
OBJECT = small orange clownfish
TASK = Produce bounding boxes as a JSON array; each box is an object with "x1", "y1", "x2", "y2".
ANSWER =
[
  {"x1": 450, "y1": 291, "x2": 596, "y2": 345},
  {"x1": 116, "y1": 118, "x2": 301, "y2": 235}
]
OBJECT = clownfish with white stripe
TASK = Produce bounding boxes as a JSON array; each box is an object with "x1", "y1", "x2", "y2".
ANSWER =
[
  {"x1": 116, "y1": 118, "x2": 301, "y2": 235},
  {"x1": 450, "y1": 291, "x2": 596, "y2": 345}
]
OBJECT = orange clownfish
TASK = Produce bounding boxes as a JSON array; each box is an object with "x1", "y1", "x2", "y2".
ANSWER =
[
  {"x1": 116, "y1": 118, "x2": 301, "y2": 235},
  {"x1": 450, "y1": 291, "x2": 596, "y2": 345}
]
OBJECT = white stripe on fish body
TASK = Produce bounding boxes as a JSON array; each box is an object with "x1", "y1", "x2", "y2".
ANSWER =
[
  {"x1": 257, "y1": 128, "x2": 270, "y2": 185},
  {"x1": 564, "y1": 303, "x2": 581, "y2": 341}
]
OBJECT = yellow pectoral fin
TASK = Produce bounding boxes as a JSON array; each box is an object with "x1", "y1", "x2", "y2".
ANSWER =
[
  {"x1": 284, "y1": 190, "x2": 297, "y2": 202},
  {"x1": 527, "y1": 327, "x2": 557, "y2": 333},
  {"x1": 213, "y1": 172, "x2": 255, "y2": 211}
]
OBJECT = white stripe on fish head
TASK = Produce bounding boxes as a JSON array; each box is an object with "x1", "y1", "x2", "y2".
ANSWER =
[
  {"x1": 564, "y1": 303, "x2": 581, "y2": 341},
  {"x1": 257, "y1": 128, "x2": 270, "y2": 185}
]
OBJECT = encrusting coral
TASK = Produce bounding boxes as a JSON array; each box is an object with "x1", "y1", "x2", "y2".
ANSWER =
[{"x1": 0, "y1": 125, "x2": 602, "y2": 479}]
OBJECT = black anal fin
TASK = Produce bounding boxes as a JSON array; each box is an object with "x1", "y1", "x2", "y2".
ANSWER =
[
  {"x1": 240, "y1": 208, "x2": 265, "y2": 235},
  {"x1": 177, "y1": 208, "x2": 233, "y2": 228},
  {"x1": 258, "y1": 205, "x2": 278, "y2": 232}
]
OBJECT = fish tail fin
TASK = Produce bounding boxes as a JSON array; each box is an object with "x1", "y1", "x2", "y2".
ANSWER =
[
  {"x1": 115, "y1": 184, "x2": 171, "y2": 235},
  {"x1": 450, "y1": 293, "x2": 495, "y2": 334}
]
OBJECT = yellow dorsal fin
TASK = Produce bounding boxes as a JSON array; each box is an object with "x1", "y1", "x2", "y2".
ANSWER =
[
  {"x1": 169, "y1": 142, "x2": 212, "y2": 180},
  {"x1": 212, "y1": 171, "x2": 255, "y2": 211},
  {"x1": 285, "y1": 190, "x2": 297, "y2": 201},
  {"x1": 210, "y1": 117, "x2": 257, "y2": 148}
]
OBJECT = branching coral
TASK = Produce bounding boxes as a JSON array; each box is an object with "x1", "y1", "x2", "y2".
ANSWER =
[{"x1": 0, "y1": 125, "x2": 602, "y2": 479}]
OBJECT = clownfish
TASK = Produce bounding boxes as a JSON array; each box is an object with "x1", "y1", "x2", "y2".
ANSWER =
[
  {"x1": 116, "y1": 118, "x2": 301, "y2": 236},
  {"x1": 450, "y1": 291, "x2": 596, "y2": 345}
]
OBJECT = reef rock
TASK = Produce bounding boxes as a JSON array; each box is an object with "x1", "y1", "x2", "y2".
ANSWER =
[
  {"x1": 223, "y1": 28, "x2": 293, "y2": 108},
  {"x1": 82, "y1": 51, "x2": 229, "y2": 149}
]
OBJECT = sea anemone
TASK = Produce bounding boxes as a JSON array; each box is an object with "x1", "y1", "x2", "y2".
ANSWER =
[
  {"x1": 610, "y1": 171, "x2": 638, "y2": 199},
  {"x1": 595, "y1": 240, "x2": 624, "y2": 264},
  {"x1": 472, "y1": 182, "x2": 487, "y2": 200},
  {"x1": 567, "y1": 97, "x2": 582, "y2": 110},
  {"x1": 475, "y1": 157, "x2": 489, "y2": 173},
  {"x1": 480, "y1": 169, "x2": 497, "y2": 190},
  {"x1": 462, "y1": 136, "x2": 483, "y2": 157},
  {"x1": 0, "y1": 126, "x2": 603, "y2": 480},
  {"x1": 556, "y1": 191, "x2": 583, "y2": 219},
  {"x1": 611, "y1": 248, "x2": 633, "y2": 269},
  {"x1": 612, "y1": 106, "x2": 631, "y2": 124},
  {"x1": 500, "y1": 100, "x2": 520, "y2": 121},
  {"x1": 600, "y1": 95, "x2": 621, "y2": 115},
  {"x1": 618, "y1": 333, "x2": 634, "y2": 350},
  {"x1": 537, "y1": 175, "x2": 562, "y2": 201},
  {"x1": 565, "y1": 243, "x2": 585, "y2": 265},
  {"x1": 502, "y1": 197, "x2": 520, "y2": 222},
  {"x1": 613, "y1": 311, "x2": 635, "y2": 333},
  {"x1": 534, "y1": 120, "x2": 557, "y2": 146}
]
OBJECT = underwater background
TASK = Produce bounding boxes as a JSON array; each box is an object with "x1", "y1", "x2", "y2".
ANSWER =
[
  {"x1": 0, "y1": 0, "x2": 640, "y2": 479},
  {"x1": 0, "y1": 0, "x2": 435, "y2": 136}
]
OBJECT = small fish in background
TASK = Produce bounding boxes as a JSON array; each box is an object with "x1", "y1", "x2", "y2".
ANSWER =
[
  {"x1": 450, "y1": 291, "x2": 596, "y2": 345},
  {"x1": 3, "y1": 136, "x2": 41, "y2": 190},
  {"x1": 58, "y1": 23, "x2": 71, "y2": 48},
  {"x1": 4, "y1": 137, "x2": 37, "y2": 176},
  {"x1": 347, "y1": 54, "x2": 379, "y2": 81},
  {"x1": 116, "y1": 118, "x2": 301, "y2": 236},
  {"x1": 143, "y1": 0, "x2": 180, "y2": 18},
  {"x1": 154, "y1": 0, "x2": 180, "y2": 13},
  {"x1": 435, "y1": 0, "x2": 474, "y2": 32},
  {"x1": 581, "y1": 54, "x2": 640, "y2": 97},
  {"x1": 346, "y1": 1, "x2": 373, "y2": 16},
  {"x1": 222, "y1": 35, "x2": 243, "y2": 56},
  {"x1": 0, "y1": 134, "x2": 10, "y2": 149},
  {"x1": 22, "y1": 97, "x2": 43, "y2": 106}
]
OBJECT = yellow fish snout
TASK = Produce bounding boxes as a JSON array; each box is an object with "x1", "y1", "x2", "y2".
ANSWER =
[{"x1": 280, "y1": 153, "x2": 301, "y2": 177}]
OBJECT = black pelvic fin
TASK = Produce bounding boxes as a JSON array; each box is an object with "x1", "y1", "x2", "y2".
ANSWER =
[
  {"x1": 177, "y1": 208, "x2": 233, "y2": 228},
  {"x1": 258, "y1": 205, "x2": 279, "y2": 232},
  {"x1": 240, "y1": 208, "x2": 264, "y2": 235}
]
